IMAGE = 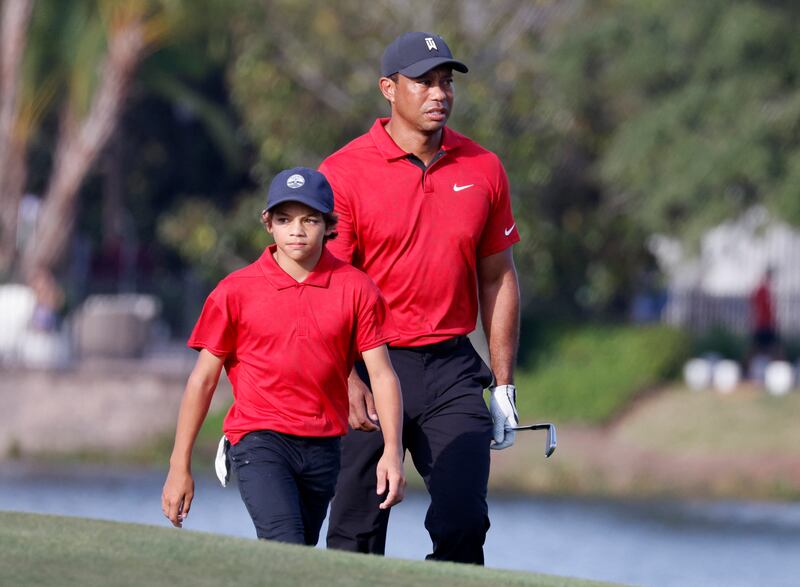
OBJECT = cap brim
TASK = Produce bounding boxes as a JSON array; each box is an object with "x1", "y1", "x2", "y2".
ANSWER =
[
  {"x1": 397, "y1": 58, "x2": 468, "y2": 78},
  {"x1": 266, "y1": 194, "x2": 332, "y2": 214}
]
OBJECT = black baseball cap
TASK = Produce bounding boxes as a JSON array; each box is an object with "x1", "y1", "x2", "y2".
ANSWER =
[
  {"x1": 266, "y1": 167, "x2": 334, "y2": 213},
  {"x1": 381, "y1": 32, "x2": 468, "y2": 78}
]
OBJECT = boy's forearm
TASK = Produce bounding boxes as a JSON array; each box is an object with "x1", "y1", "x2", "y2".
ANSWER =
[
  {"x1": 370, "y1": 371, "x2": 403, "y2": 453},
  {"x1": 169, "y1": 373, "x2": 218, "y2": 470}
]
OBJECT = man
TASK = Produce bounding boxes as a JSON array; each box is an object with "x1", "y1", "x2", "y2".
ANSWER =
[{"x1": 321, "y1": 32, "x2": 521, "y2": 565}]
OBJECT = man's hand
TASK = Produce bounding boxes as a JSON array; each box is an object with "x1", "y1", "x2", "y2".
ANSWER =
[
  {"x1": 489, "y1": 384, "x2": 518, "y2": 450},
  {"x1": 162, "y1": 468, "x2": 194, "y2": 528},
  {"x1": 348, "y1": 371, "x2": 380, "y2": 432},
  {"x1": 376, "y1": 448, "x2": 405, "y2": 509}
]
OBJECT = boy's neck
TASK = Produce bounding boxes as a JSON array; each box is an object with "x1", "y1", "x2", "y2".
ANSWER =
[{"x1": 272, "y1": 245, "x2": 324, "y2": 283}]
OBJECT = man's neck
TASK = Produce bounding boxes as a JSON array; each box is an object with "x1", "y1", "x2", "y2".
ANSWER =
[
  {"x1": 272, "y1": 247, "x2": 323, "y2": 283},
  {"x1": 384, "y1": 118, "x2": 443, "y2": 167}
]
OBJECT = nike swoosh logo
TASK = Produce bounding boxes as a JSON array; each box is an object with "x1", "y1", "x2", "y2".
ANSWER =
[
  {"x1": 504, "y1": 224, "x2": 516, "y2": 236},
  {"x1": 453, "y1": 183, "x2": 474, "y2": 192}
]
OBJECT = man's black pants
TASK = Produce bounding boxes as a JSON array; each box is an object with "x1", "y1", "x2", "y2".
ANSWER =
[{"x1": 326, "y1": 336, "x2": 494, "y2": 564}]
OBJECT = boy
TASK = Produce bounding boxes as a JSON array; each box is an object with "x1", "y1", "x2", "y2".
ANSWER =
[{"x1": 161, "y1": 167, "x2": 405, "y2": 545}]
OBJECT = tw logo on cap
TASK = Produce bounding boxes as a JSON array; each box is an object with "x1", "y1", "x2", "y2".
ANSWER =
[
  {"x1": 425, "y1": 37, "x2": 437, "y2": 51},
  {"x1": 286, "y1": 174, "x2": 305, "y2": 189}
]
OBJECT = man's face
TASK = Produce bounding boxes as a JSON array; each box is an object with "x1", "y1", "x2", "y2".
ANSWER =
[
  {"x1": 265, "y1": 202, "x2": 330, "y2": 264},
  {"x1": 387, "y1": 66, "x2": 455, "y2": 134}
]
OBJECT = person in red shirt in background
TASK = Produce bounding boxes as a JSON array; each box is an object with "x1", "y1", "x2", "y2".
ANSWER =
[
  {"x1": 751, "y1": 266, "x2": 779, "y2": 357},
  {"x1": 161, "y1": 167, "x2": 404, "y2": 545},
  {"x1": 321, "y1": 32, "x2": 521, "y2": 565}
]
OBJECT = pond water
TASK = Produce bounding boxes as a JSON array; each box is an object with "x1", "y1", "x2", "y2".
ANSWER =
[{"x1": 2, "y1": 463, "x2": 799, "y2": 587}]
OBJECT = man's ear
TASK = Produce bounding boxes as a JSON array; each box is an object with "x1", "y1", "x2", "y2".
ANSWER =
[{"x1": 379, "y1": 76, "x2": 395, "y2": 103}]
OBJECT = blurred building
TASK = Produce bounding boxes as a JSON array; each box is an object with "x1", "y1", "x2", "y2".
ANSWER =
[{"x1": 652, "y1": 207, "x2": 800, "y2": 335}]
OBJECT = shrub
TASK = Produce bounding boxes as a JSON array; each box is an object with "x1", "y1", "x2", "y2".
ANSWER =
[
  {"x1": 691, "y1": 326, "x2": 747, "y2": 362},
  {"x1": 515, "y1": 323, "x2": 690, "y2": 424}
]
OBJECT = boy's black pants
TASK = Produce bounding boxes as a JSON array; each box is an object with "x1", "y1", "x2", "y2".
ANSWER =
[
  {"x1": 326, "y1": 336, "x2": 494, "y2": 564},
  {"x1": 230, "y1": 431, "x2": 340, "y2": 545}
]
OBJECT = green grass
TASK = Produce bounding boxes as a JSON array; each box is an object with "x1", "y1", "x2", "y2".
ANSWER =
[
  {"x1": 0, "y1": 512, "x2": 624, "y2": 587},
  {"x1": 492, "y1": 383, "x2": 800, "y2": 500},
  {"x1": 515, "y1": 323, "x2": 690, "y2": 424},
  {"x1": 616, "y1": 385, "x2": 800, "y2": 457}
]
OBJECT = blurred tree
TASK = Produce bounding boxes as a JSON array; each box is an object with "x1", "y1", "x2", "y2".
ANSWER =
[
  {"x1": 20, "y1": 1, "x2": 184, "y2": 281},
  {"x1": 0, "y1": 0, "x2": 234, "y2": 286},
  {"x1": 168, "y1": 0, "x2": 800, "y2": 318},
  {"x1": 0, "y1": 0, "x2": 35, "y2": 275},
  {"x1": 548, "y1": 0, "x2": 800, "y2": 243},
  {"x1": 165, "y1": 0, "x2": 650, "y2": 315},
  {"x1": 83, "y1": 31, "x2": 252, "y2": 294}
]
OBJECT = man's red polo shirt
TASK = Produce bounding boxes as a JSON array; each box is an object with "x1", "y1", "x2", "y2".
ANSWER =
[
  {"x1": 320, "y1": 118, "x2": 520, "y2": 347},
  {"x1": 187, "y1": 245, "x2": 397, "y2": 444}
]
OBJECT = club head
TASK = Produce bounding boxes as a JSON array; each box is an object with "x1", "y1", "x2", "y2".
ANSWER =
[{"x1": 513, "y1": 422, "x2": 557, "y2": 458}]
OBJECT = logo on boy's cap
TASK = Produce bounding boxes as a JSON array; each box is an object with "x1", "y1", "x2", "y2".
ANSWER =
[
  {"x1": 425, "y1": 37, "x2": 437, "y2": 51},
  {"x1": 266, "y1": 167, "x2": 334, "y2": 213},
  {"x1": 286, "y1": 174, "x2": 305, "y2": 189}
]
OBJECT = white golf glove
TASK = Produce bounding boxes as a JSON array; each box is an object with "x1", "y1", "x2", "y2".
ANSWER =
[{"x1": 489, "y1": 384, "x2": 518, "y2": 450}]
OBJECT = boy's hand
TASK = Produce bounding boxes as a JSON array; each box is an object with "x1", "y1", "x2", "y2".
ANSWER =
[
  {"x1": 376, "y1": 448, "x2": 405, "y2": 509},
  {"x1": 162, "y1": 468, "x2": 195, "y2": 528},
  {"x1": 347, "y1": 373, "x2": 380, "y2": 432}
]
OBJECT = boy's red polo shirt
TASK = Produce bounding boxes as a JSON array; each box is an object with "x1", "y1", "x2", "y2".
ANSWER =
[
  {"x1": 187, "y1": 245, "x2": 397, "y2": 444},
  {"x1": 320, "y1": 118, "x2": 520, "y2": 347}
]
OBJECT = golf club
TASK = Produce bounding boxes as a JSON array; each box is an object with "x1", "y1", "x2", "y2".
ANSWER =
[{"x1": 513, "y1": 422, "x2": 557, "y2": 458}]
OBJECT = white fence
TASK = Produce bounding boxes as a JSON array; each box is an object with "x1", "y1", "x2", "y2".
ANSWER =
[{"x1": 664, "y1": 290, "x2": 800, "y2": 336}]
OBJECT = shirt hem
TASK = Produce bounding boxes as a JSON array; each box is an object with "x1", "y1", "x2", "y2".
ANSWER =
[{"x1": 225, "y1": 426, "x2": 347, "y2": 445}]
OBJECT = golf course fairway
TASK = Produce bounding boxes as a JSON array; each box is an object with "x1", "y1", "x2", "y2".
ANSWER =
[{"x1": 1, "y1": 511, "x2": 624, "y2": 587}]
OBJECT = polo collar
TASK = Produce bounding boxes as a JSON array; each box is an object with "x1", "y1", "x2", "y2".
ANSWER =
[
  {"x1": 257, "y1": 244, "x2": 334, "y2": 290},
  {"x1": 369, "y1": 117, "x2": 466, "y2": 161}
]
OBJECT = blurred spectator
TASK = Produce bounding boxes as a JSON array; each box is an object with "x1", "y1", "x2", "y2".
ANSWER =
[
  {"x1": 750, "y1": 267, "x2": 779, "y2": 358},
  {"x1": 28, "y1": 268, "x2": 64, "y2": 332}
]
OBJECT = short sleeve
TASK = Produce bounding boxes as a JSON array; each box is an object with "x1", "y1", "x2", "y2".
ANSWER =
[
  {"x1": 319, "y1": 160, "x2": 358, "y2": 264},
  {"x1": 354, "y1": 280, "x2": 399, "y2": 352},
  {"x1": 187, "y1": 287, "x2": 236, "y2": 357},
  {"x1": 477, "y1": 157, "x2": 520, "y2": 258}
]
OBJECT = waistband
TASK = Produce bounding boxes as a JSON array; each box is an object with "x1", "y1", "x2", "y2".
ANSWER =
[{"x1": 390, "y1": 335, "x2": 468, "y2": 354}]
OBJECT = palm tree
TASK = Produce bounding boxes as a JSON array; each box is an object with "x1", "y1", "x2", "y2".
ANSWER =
[{"x1": 0, "y1": 0, "x2": 196, "y2": 282}]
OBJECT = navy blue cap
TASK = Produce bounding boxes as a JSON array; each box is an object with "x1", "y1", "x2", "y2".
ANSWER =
[
  {"x1": 381, "y1": 32, "x2": 468, "y2": 78},
  {"x1": 266, "y1": 167, "x2": 334, "y2": 213}
]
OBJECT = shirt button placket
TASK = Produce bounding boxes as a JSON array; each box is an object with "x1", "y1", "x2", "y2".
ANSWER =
[{"x1": 296, "y1": 284, "x2": 309, "y2": 338}]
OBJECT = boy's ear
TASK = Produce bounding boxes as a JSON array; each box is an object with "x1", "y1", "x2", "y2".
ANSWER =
[{"x1": 261, "y1": 209, "x2": 272, "y2": 232}]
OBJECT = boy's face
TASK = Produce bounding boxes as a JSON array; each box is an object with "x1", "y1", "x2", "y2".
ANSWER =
[{"x1": 265, "y1": 201, "x2": 331, "y2": 263}]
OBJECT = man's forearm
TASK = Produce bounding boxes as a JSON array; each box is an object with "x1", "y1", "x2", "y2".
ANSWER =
[{"x1": 480, "y1": 268, "x2": 520, "y2": 386}]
